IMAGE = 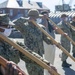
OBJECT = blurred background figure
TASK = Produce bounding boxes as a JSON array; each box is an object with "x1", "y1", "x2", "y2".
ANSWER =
[
  {"x1": 70, "y1": 16, "x2": 75, "y2": 58},
  {"x1": 40, "y1": 10, "x2": 56, "y2": 75},
  {"x1": 57, "y1": 14, "x2": 72, "y2": 68}
]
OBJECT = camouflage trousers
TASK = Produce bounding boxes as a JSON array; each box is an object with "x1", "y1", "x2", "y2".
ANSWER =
[
  {"x1": 72, "y1": 35, "x2": 75, "y2": 54},
  {"x1": 61, "y1": 36, "x2": 71, "y2": 61}
]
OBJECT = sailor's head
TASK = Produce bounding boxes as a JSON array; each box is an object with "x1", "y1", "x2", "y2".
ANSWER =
[
  {"x1": 41, "y1": 10, "x2": 50, "y2": 18},
  {"x1": 61, "y1": 14, "x2": 68, "y2": 18},
  {"x1": 61, "y1": 14, "x2": 68, "y2": 21},
  {"x1": 0, "y1": 14, "x2": 14, "y2": 27},
  {"x1": 28, "y1": 9, "x2": 43, "y2": 18}
]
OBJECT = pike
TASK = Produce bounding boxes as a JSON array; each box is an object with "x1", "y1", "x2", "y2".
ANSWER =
[
  {"x1": 0, "y1": 33, "x2": 60, "y2": 75},
  {"x1": 65, "y1": 21, "x2": 75, "y2": 31},
  {"x1": 48, "y1": 18, "x2": 75, "y2": 46},
  {"x1": 30, "y1": 20, "x2": 75, "y2": 62}
]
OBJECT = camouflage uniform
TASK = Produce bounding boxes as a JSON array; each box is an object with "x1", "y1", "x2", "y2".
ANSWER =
[
  {"x1": 58, "y1": 21, "x2": 72, "y2": 61},
  {"x1": 0, "y1": 14, "x2": 20, "y2": 64},
  {"x1": 13, "y1": 12, "x2": 52, "y2": 75},
  {"x1": 0, "y1": 40, "x2": 20, "y2": 64},
  {"x1": 70, "y1": 20, "x2": 75, "y2": 55}
]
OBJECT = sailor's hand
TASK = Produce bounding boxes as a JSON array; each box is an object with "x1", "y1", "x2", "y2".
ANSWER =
[
  {"x1": 48, "y1": 66, "x2": 57, "y2": 75},
  {"x1": 63, "y1": 33, "x2": 68, "y2": 37},
  {"x1": 5, "y1": 61, "x2": 27, "y2": 75},
  {"x1": 47, "y1": 37, "x2": 54, "y2": 45}
]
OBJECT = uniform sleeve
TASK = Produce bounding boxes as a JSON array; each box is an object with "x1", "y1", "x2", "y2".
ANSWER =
[
  {"x1": 39, "y1": 25, "x2": 53, "y2": 45},
  {"x1": 16, "y1": 42, "x2": 34, "y2": 63},
  {"x1": 19, "y1": 48, "x2": 50, "y2": 64},
  {"x1": 13, "y1": 17, "x2": 27, "y2": 33},
  {"x1": 55, "y1": 21, "x2": 64, "y2": 34},
  {"x1": 20, "y1": 51, "x2": 34, "y2": 63},
  {"x1": 38, "y1": 24, "x2": 53, "y2": 45}
]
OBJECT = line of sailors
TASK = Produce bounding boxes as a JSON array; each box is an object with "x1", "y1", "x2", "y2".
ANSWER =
[{"x1": 0, "y1": 9, "x2": 75, "y2": 75}]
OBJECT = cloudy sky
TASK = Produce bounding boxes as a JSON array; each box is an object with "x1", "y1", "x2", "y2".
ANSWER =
[{"x1": 0, "y1": 0, "x2": 75, "y2": 12}]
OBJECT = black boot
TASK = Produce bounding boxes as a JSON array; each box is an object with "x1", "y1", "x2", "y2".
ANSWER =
[
  {"x1": 62, "y1": 60, "x2": 72, "y2": 68},
  {"x1": 73, "y1": 53, "x2": 75, "y2": 58}
]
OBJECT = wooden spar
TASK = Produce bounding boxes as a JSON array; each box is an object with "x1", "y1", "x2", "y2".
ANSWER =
[
  {"x1": 0, "y1": 33, "x2": 60, "y2": 75},
  {"x1": 65, "y1": 21, "x2": 75, "y2": 31},
  {"x1": 0, "y1": 56, "x2": 7, "y2": 68},
  {"x1": 48, "y1": 18, "x2": 75, "y2": 47},
  {"x1": 30, "y1": 20, "x2": 75, "y2": 62}
]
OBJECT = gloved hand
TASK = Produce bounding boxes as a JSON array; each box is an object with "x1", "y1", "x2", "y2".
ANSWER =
[
  {"x1": 6, "y1": 61, "x2": 27, "y2": 75},
  {"x1": 1, "y1": 61, "x2": 27, "y2": 75}
]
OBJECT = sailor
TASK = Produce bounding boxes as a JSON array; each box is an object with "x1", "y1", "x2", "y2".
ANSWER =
[
  {"x1": 57, "y1": 14, "x2": 72, "y2": 68},
  {"x1": 0, "y1": 14, "x2": 20, "y2": 64},
  {"x1": 13, "y1": 9, "x2": 53, "y2": 75}
]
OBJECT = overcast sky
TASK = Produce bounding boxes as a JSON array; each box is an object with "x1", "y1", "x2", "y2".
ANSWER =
[{"x1": 0, "y1": 0, "x2": 75, "y2": 12}]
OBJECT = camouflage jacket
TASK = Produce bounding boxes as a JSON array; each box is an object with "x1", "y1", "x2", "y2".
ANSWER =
[
  {"x1": 57, "y1": 21, "x2": 72, "y2": 45},
  {"x1": 57, "y1": 21, "x2": 72, "y2": 37},
  {"x1": 70, "y1": 21, "x2": 75, "y2": 36},
  {"x1": 13, "y1": 17, "x2": 52, "y2": 56},
  {"x1": 0, "y1": 39, "x2": 20, "y2": 64}
]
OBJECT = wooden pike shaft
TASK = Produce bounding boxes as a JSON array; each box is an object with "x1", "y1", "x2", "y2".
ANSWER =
[
  {"x1": 0, "y1": 33, "x2": 60, "y2": 75},
  {"x1": 30, "y1": 20, "x2": 75, "y2": 62},
  {"x1": 48, "y1": 18, "x2": 75, "y2": 47},
  {"x1": 0, "y1": 56, "x2": 7, "y2": 68},
  {"x1": 65, "y1": 21, "x2": 75, "y2": 30}
]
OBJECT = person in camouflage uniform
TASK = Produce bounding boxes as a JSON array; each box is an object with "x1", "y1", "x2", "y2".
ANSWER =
[
  {"x1": 57, "y1": 14, "x2": 72, "y2": 68},
  {"x1": 70, "y1": 16, "x2": 75, "y2": 57},
  {"x1": 0, "y1": 14, "x2": 20, "y2": 64},
  {"x1": 13, "y1": 9, "x2": 53, "y2": 75}
]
